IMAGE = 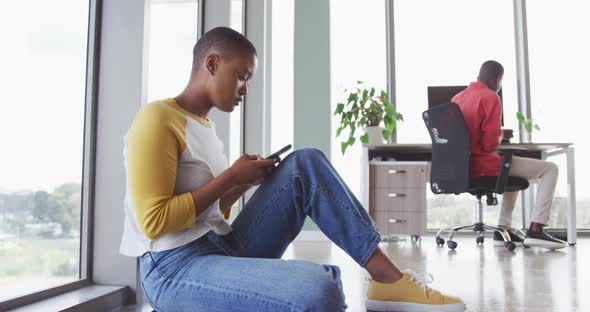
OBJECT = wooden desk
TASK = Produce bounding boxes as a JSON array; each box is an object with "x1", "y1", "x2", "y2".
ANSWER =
[{"x1": 361, "y1": 143, "x2": 577, "y2": 245}]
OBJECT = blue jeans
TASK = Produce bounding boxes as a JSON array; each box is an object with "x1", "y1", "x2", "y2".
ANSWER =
[{"x1": 140, "y1": 148, "x2": 381, "y2": 312}]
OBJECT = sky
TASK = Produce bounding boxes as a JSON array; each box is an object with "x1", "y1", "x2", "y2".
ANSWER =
[{"x1": 0, "y1": 0, "x2": 88, "y2": 192}]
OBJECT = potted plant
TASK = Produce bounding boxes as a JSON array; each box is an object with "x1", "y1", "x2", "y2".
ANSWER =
[
  {"x1": 334, "y1": 81, "x2": 403, "y2": 155},
  {"x1": 516, "y1": 112, "x2": 540, "y2": 137}
]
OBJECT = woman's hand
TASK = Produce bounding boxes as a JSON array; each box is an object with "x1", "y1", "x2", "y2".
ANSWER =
[{"x1": 228, "y1": 154, "x2": 277, "y2": 186}]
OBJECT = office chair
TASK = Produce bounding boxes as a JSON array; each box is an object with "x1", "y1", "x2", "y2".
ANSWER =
[{"x1": 422, "y1": 102, "x2": 529, "y2": 251}]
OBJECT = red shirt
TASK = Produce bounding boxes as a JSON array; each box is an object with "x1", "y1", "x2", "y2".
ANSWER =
[{"x1": 451, "y1": 81, "x2": 502, "y2": 177}]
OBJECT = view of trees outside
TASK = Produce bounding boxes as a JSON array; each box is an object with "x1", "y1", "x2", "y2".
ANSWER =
[
  {"x1": 526, "y1": 0, "x2": 590, "y2": 230},
  {"x1": 0, "y1": 0, "x2": 88, "y2": 301},
  {"x1": 0, "y1": 184, "x2": 81, "y2": 300}
]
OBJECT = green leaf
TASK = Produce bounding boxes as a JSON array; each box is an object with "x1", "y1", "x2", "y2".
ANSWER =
[
  {"x1": 534, "y1": 124, "x2": 541, "y2": 131},
  {"x1": 362, "y1": 89, "x2": 369, "y2": 102},
  {"x1": 336, "y1": 126, "x2": 343, "y2": 137},
  {"x1": 375, "y1": 104, "x2": 384, "y2": 113},
  {"x1": 387, "y1": 119, "x2": 397, "y2": 133},
  {"x1": 525, "y1": 120, "x2": 533, "y2": 132},
  {"x1": 357, "y1": 80, "x2": 363, "y2": 84},
  {"x1": 383, "y1": 115, "x2": 393, "y2": 125},
  {"x1": 350, "y1": 123, "x2": 356, "y2": 137},
  {"x1": 360, "y1": 133, "x2": 369, "y2": 143},
  {"x1": 385, "y1": 103, "x2": 396, "y2": 116},
  {"x1": 383, "y1": 128, "x2": 392, "y2": 140},
  {"x1": 370, "y1": 87, "x2": 375, "y2": 97},
  {"x1": 387, "y1": 119, "x2": 396, "y2": 132},
  {"x1": 517, "y1": 112, "x2": 525, "y2": 122},
  {"x1": 341, "y1": 142, "x2": 348, "y2": 155},
  {"x1": 397, "y1": 112, "x2": 404, "y2": 121},
  {"x1": 348, "y1": 92, "x2": 358, "y2": 103},
  {"x1": 348, "y1": 136, "x2": 356, "y2": 146},
  {"x1": 334, "y1": 103, "x2": 344, "y2": 115}
]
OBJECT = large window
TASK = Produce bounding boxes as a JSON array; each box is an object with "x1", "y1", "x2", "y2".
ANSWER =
[
  {"x1": 146, "y1": 0, "x2": 200, "y2": 102},
  {"x1": 330, "y1": 0, "x2": 387, "y2": 198},
  {"x1": 228, "y1": 0, "x2": 244, "y2": 220},
  {"x1": 229, "y1": 0, "x2": 244, "y2": 166},
  {"x1": 270, "y1": 0, "x2": 295, "y2": 153},
  {"x1": 394, "y1": 0, "x2": 519, "y2": 144},
  {"x1": 0, "y1": 0, "x2": 90, "y2": 302},
  {"x1": 393, "y1": 1, "x2": 522, "y2": 228},
  {"x1": 527, "y1": 1, "x2": 590, "y2": 229}
]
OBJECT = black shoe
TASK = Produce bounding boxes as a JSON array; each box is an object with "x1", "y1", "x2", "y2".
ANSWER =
[
  {"x1": 524, "y1": 229, "x2": 567, "y2": 250},
  {"x1": 493, "y1": 228, "x2": 524, "y2": 246}
]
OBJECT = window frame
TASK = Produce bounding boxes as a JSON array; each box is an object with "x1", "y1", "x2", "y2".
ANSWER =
[{"x1": 0, "y1": 0, "x2": 100, "y2": 309}]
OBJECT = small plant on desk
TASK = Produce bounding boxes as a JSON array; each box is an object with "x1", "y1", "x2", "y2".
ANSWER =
[
  {"x1": 334, "y1": 81, "x2": 403, "y2": 155},
  {"x1": 516, "y1": 112, "x2": 540, "y2": 136}
]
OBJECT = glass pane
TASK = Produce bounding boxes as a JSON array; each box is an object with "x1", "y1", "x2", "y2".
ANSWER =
[
  {"x1": 147, "y1": 0, "x2": 199, "y2": 102},
  {"x1": 0, "y1": 0, "x2": 89, "y2": 301},
  {"x1": 395, "y1": 0, "x2": 518, "y2": 144},
  {"x1": 527, "y1": 1, "x2": 590, "y2": 229},
  {"x1": 230, "y1": 0, "x2": 243, "y2": 33},
  {"x1": 330, "y1": 0, "x2": 387, "y2": 198},
  {"x1": 270, "y1": 0, "x2": 295, "y2": 153},
  {"x1": 229, "y1": 0, "x2": 244, "y2": 167},
  {"x1": 393, "y1": 1, "x2": 522, "y2": 229},
  {"x1": 228, "y1": 0, "x2": 244, "y2": 221}
]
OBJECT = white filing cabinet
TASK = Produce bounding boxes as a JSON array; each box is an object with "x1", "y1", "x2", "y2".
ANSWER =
[{"x1": 368, "y1": 161, "x2": 429, "y2": 238}]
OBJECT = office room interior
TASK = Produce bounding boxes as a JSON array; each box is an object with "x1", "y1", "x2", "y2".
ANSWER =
[{"x1": 0, "y1": 0, "x2": 589, "y2": 311}]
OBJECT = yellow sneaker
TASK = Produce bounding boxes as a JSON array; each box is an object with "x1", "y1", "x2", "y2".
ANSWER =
[{"x1": 366, "y1": 270, "x2": 466, "y2": 312}]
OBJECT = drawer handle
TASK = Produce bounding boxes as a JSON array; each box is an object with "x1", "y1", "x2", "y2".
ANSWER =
[
  {"x1": 388, "y1": 193, "x2": 406, "y2": 198},
  {"x1": 388, "y1": 170, "x2": 407, "y2": 174},
  {"x1": 389, "y1": 219, "x2": 407, "y2": 224}
]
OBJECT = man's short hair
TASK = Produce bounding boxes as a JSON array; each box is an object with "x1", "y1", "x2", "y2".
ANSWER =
[
  {"x1": 478, "y1": 60, "x2": 504, "y2": 81},
  {"x1": 192, "y1": 27, "x2": 257, "y2": 69}
]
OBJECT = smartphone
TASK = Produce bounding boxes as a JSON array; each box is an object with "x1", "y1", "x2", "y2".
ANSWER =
[{"x1": 265, "y1": 144, "x2": 292, "y2": 161}]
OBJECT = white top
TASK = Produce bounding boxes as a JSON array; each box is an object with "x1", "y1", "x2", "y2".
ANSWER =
[{"x1": 119, "y1": 98, "x2": 232, "y2": 257}]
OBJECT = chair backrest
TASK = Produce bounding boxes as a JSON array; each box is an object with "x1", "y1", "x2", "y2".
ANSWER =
[{"x1": 422, "y1": 102, "x2": 471, "y2": 194}]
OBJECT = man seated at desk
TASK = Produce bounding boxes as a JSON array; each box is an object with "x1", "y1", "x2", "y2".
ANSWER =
[{"x1": 451, "y1": 60, "x2": 566, "y2": 249}]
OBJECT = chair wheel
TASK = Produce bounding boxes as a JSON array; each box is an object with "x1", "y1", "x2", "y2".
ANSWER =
[
  {"x1": 476, "y1": 236, "x2": 484, "y2": 245},
  {"x1": 436, "y1": 237, "x2": 445, "y2": 247},
  {"x1": 412, "y1": 235, "x2": 422, "y2": 243},
  {"x1": 505, "y1": 241, "x2": 516, "y2": 251},
  {"x1": 447, "y1": 240, "x2": 458, "y2": 250}
]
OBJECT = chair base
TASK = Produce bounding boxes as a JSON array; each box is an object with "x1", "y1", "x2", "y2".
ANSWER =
[{"x1": 435, "y1": 222, "x2": 522, "y2": 251}]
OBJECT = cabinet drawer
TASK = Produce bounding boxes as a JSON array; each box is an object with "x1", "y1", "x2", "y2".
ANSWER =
[
  {"x1": 369, "y1": 188, "x2": 426, "y2": 213},
  {"x1": 370, "y1": 211, "x2": 426, "y2": 235},
  {"x1": 370, "y1": 164, "x2": 428, "y2": 188}
]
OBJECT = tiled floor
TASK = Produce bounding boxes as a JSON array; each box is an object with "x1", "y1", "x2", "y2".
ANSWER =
[{"x1": 283, "y1": 236, "x2": 589, "y2": 312}]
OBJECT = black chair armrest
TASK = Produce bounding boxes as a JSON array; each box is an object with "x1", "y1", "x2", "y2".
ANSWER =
[{"x1": 495, "y1": 148, "x2": 525, "y2": 194}]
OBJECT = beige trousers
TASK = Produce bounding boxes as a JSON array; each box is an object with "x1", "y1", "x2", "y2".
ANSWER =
[{"x1": 498, "y1": 156, "x2": 558, "y2": 227}]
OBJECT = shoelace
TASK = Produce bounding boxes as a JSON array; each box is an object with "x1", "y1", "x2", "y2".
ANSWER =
[{"x1": 404, "y1": 270, "x2": 436, "y2": 299}]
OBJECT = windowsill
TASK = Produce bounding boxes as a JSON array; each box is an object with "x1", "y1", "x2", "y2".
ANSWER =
[{"x1": 10, "y1": 284, "x2": 130, "y2": 312}]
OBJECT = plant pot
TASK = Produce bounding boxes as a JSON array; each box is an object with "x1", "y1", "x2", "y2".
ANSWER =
[{"x1": 364, "y1": 126, "x2": 386, "y2": 144}]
